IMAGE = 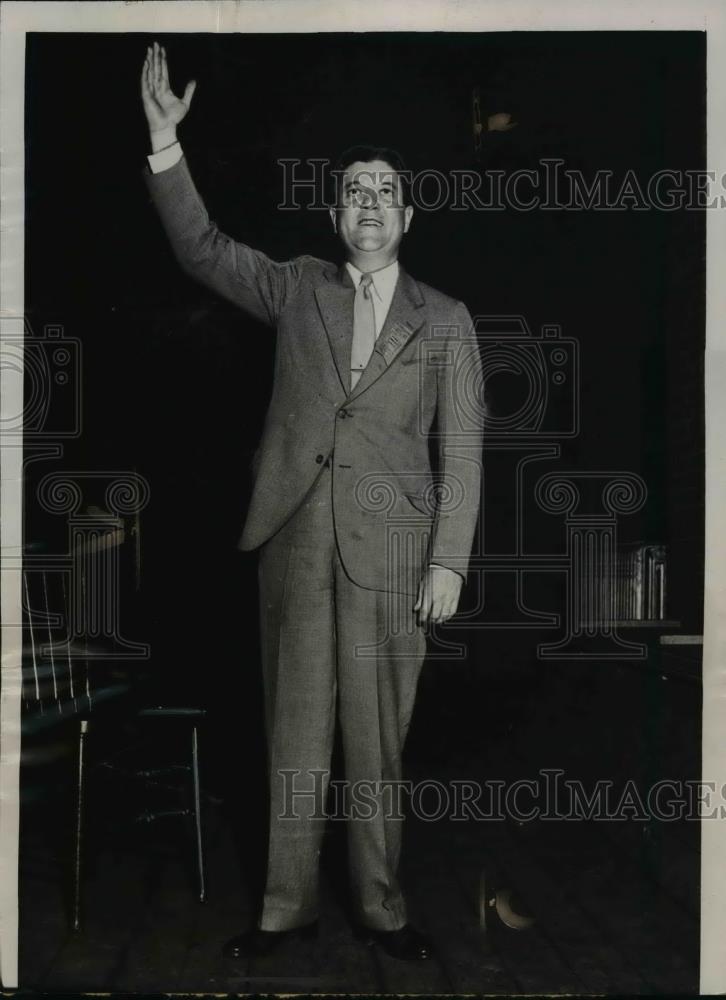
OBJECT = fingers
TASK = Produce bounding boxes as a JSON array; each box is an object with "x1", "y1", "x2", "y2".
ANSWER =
[
  {"x1": 141, "y1": 50, "x2": 150, "y2": 96},
  {"x1": 153, "y1": 40, "x2": 163, "y2": 88},
  {"x1": 142, "y1": 49, "x2": 154, "y2": 106},
  {"x1": 414, "y1": 578, "x2": 432, "y2": 626},
  {"x1": 141, "y1": 47, "x2": 161, "y2": 115},
  {"x1": 182, "y1": 79, "x2": 197, "y2": 108},
  {"x1": 417, "y1": 579, "x2": 460, "y2": 625},
  {"x1": 417, "y1": 593, "x2": 433, "y2": 627},
  {"x1": 415, "y1": 567, "x2": 462, "y2": 626},
  {"x1": 430, "y1": 593, "x2": 445, "y2": 625},
  {"x1": 147, "y1": 43, "x2": 155, "y2": 90},
  {"x1": 435, "y1": 594, "x2": 458, "y2": 624},
  {"x1": 160, "y1": 45, "x2": 170, "y2": 88},
  {"x1": 143, "y1": 45, "x2": 157, "y2": 97}
]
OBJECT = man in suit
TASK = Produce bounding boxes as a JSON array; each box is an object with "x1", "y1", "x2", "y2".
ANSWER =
[{"x1": 141, "y1": 42, "x2": 484, "y2": 962}]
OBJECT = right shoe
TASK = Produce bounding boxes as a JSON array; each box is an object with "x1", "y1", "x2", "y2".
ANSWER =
[
  {"x1": 356, "y1": 922, "x2": 434, "y2": 961},
  {"x1": 222, "y1": 920, "x2": 319, "y2": 959}
]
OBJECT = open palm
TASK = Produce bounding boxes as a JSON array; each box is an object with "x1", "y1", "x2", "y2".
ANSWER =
[{"x1": 141, "y1": 42, "x2": 196, "y2": 133}]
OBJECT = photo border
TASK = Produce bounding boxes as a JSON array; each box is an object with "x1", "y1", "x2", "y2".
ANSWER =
[{"x1": 1, "y1": 0, "x2": 723, "y2": 991}]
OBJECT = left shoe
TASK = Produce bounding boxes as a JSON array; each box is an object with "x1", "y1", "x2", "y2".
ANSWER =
[
  {"x1": 358, "y1": 923, "x2": 433, "y2": 961},
  {"x1": 222, "y1": 920, "x2": 319, "y2": 960}
]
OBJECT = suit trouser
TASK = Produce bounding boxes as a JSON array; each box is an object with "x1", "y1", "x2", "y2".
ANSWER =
[{"x1": 257, "y1": 462, "x2": 426, "y2": 932}]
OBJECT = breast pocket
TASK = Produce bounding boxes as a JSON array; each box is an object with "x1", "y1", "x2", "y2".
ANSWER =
[
  {"x1": 399, "y1": 353, "x2": 427, "y2": 368},
  {"x1": 401, "y1": 490, "x2": 436, "y2": 519}
]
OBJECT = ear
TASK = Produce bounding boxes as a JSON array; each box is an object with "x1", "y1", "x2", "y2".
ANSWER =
[
  {"x1": 328, "y1": 205, "x2": 338, "y2": 233},
  {"x1": 403, "y1": 204, "x2": 414, "y2": 234}
]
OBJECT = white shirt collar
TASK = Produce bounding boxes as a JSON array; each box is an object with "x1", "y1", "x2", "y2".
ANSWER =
[{"x1": 345, "y1": 259, "x2": 399, "y2": 304}]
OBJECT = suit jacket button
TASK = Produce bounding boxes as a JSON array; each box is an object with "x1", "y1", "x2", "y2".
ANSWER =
[{"x1": 315, "y1": 454, "x2": 324, "y2": 464}]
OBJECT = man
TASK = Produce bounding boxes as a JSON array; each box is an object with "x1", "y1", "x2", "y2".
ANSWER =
[{"x1": 141, "y1": 42, "x2": 484, "y2": 962}]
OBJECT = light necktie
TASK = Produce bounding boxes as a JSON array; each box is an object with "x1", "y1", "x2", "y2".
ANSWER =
[{"x1": 350, "y1": 272, "x2": 376, "y2": 390}]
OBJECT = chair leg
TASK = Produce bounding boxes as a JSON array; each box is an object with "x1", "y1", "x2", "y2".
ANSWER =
[
  {"x1": 73, "y1": 719, "x2": 89, "y2": 931},
  {"x1": 191, "y1": 725, "x2": 206, "y2": 902}
]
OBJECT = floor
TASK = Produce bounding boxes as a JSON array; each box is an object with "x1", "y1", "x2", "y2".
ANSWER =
[{"x1": 18, "y1": 653, "x2": 701, "y2": 994}]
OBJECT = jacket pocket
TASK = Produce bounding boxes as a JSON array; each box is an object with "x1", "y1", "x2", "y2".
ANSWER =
[{"x1": 403, "y1": 491, "x2": 436, "y2": 517}]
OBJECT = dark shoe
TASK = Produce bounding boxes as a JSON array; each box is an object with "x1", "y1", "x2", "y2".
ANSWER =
[
  {"x1": 360, "y1": 923, "x2": 433, "y2": 961},
  {"x1": 222, "y1": 920, "x2": 318, "y2": 959}
]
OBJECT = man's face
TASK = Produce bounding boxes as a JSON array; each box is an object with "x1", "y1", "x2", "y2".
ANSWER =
[{"x1": 329, "y1": 159, "x2": 414, "y2": 261}]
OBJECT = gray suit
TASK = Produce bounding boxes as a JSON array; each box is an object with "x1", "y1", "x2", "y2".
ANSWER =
[{"x1": 146, "y1": 156, "x2": 484, "y2": 930}]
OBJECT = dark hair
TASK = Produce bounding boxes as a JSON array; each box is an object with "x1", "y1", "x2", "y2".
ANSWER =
[{"x1": 329, "y1": 144, "x2": 411, "y2": 207}]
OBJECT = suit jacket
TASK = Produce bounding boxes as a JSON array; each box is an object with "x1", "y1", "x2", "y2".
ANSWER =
[{"x1": 146, "y1": 157, "x2": 484, "y2": 595}]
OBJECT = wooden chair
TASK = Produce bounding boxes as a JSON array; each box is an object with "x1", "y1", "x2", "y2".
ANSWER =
[{"x1": 21, "y1": 524, "x2": 207, "y2": 934}]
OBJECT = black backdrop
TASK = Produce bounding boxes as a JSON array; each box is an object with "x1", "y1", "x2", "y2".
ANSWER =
[{"x1": 23, "y1": 31, "x2": 705, "y2": 778}]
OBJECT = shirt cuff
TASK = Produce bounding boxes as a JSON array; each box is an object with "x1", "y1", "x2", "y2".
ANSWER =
[
  {"x1": 147, "y1": 142, "x2": 183, "y2": 174},
  {"x1": 429, "y1": 562, "x2": 464, "y2": 581}
]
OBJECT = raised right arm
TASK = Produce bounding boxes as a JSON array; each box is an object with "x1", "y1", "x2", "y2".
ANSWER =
[{"x1": 141, "y1": 43, "x2": 303, "y2": 326}]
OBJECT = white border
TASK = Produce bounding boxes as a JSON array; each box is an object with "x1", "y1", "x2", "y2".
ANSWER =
[{"x1": 1, "y1": 1, "x2": 723, "y2": 992}]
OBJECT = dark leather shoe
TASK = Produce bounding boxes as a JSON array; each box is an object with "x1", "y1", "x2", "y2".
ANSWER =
[
  {"x1": 222, "y1": 920, "x2": 318, "y2": 959},
  {"x1": 360, "y1": 923, "x2": 433, "y2": 961}
]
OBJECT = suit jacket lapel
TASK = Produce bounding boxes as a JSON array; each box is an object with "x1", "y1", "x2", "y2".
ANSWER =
[
  {"x1": 313, "y1": 263, "x2": 426, "y2": 399},
  {"x1": 348, "y1": 266, "x2": 425, "y2": 400},
  {"x1": 313, "y1": 264, "x2": 355, "y2": 394}
]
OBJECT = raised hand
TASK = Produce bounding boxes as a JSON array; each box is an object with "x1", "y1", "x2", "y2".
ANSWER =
[{"x1": 141, "y1": 41, "x2": 196, "y2": 135}]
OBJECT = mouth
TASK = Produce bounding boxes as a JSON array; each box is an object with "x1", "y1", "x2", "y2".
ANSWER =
[{"x1": 358, "y1": 218, "x2": 383, "y2": 227}]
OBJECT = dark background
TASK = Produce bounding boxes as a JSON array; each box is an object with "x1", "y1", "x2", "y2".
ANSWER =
[{"x1": 24, "y1": 31, "x2": 705, "y2": 781}]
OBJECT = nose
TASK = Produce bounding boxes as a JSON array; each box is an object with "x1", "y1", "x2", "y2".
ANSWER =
[{"x1": 355, "y1": 189, "x2": 379, "y2": 209}]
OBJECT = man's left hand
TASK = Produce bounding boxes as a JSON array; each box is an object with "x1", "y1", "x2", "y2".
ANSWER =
[{"x1": 414, "y1": 565, "x2": 463, "y2": 626}]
